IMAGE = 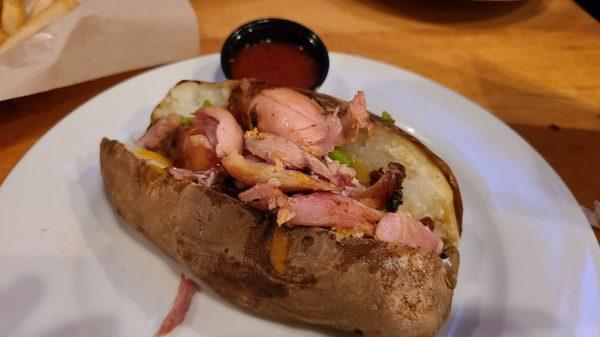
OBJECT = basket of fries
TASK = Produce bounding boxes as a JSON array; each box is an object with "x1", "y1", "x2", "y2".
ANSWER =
[
  {"x1": 0, "y1": 0, "x2": 77, "y2": 54},
  {"x1": 0, "y1": 0, "x2": 199, "y2": 101}
]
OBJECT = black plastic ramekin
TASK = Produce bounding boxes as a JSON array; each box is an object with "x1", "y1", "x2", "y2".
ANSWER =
[{"x1": 220, "y1": 18, "x2": 329, "y2": 90}]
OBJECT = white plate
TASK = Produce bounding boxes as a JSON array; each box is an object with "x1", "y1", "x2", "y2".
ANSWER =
[{"x1": 1, "y1": 53, "x2": 599, "y2": 337}]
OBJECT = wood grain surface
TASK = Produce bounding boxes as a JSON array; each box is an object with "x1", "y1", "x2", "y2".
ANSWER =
[{"x1": 1, "y1": 0, "x2": 598, "y2": 240}]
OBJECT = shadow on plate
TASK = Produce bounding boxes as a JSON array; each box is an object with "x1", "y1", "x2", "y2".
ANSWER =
[
  {"x1": 0, "y1": 275, "x2": 45, "y2": 336},
  {"x1": 349, "y1": 0, "x2": 549, "y2": 26},
  {"x1": 450, "y1": 304, "x2": 561, "y2": 336},
  {"x1": 35, "y1": 314, "x2": 120, "y2": 337},
  {"x1": 212, "y1": 66, "x2": 227, "y2": 82}
]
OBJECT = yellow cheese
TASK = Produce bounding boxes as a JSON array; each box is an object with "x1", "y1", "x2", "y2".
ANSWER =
[{"x1": 137, "y1": 149, "x2": 172, "y2": 170}]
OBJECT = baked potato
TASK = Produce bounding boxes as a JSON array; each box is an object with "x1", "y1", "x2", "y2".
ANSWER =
[{"x1": 100, "y1": 80, "x2": 462, "y2": 337}]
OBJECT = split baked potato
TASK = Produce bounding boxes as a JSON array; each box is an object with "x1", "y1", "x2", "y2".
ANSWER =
[{"x1": 100, "y1": 80, "x2": 462, "y2": 337}]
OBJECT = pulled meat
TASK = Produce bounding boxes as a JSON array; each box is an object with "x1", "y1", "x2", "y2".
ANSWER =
[
  {"x1": 138, "y1": 106, "x2": 243, "y2": 173},
  {"x1": 244, "y1": 130, "x2": 358, "y2": 189},
  {"x1": 238, "y1": 180, "x2": 444, "y2": 254},
  {"x1": 353, "y1": 162, "x2": 406, "y2": 211},
  {"x1": 228, "y1": 80, "x2": 273, "y2": 129},
  {"x1": 136, "y1": 114, "x2": 181, "y2": 151},
  {"x1": 222, "y1": 153, "x2": 338, "y2": 192},
  {"x1": 195, "y1": 107, "x2": 244, "y2": 158},
  {"x1": 154, "y1": 274, "x2": 199, "y2": 337},
  {"x1": 340, "y1": 91, "x2": 370, "y2": 143},
  {"x1": 419, "y1": 216, "x2": 435, "y2": 232},
  {"x1": 167, "y1": 167, "x2": 226, "y2": 187},
  {"x1": 239, "y1": 180, "x2": 384, "y2": 235},
  {"x1": 250, "y1": 88, "x2": 343, "y2": 157},
  {"x1": 169, "y1": 125, "x2": 218, "y2": 172},
  {"x1": 228, "y1": 80, "x2": 372, "y2": 150},
  {"x1": 375, "y1": 212, "x2": 443, "y2": 254}
]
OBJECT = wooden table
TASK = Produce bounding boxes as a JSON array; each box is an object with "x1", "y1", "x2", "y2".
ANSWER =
[{"x1": 1, "y1": 0, "x2": 599, "y2": 240}]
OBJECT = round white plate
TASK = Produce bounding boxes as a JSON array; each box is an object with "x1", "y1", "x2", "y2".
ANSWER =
[{"x1": 1, "y1": 53, "x2": 598, "y2": 337}]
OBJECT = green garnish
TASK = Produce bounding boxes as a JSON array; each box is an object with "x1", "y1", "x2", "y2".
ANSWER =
[
  {"x1": 381, "y1": 111, "x2": 395, "y2": 124},
  {"x1": 203, "y1": 99, "x2": 212, "y2": 107},
  {"x1": 180, "y1": 116, "x2": 192, "y2": 125},
  {"x1": 329, "y1": 149, "x2": 352, "y2": 165}
]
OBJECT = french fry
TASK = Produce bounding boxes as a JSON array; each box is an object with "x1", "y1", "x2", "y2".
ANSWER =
[
  {"x1": 31, "y1": 0, "x2": 53, "y2": 17},
  {"x1": 1, "y1": 0, "x2": 26, "y2": 34},
  {"x1": 0, "y1": 0, "x2": 78, "y2": 54}
]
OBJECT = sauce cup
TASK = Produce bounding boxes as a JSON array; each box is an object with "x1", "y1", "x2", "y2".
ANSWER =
[{"x1": 221, "y1": 18, "x2": 329, "y2": 90}]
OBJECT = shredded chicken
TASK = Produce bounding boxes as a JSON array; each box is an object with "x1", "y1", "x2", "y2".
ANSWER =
[
  {"x1": 154, "y1": 274, "x2": 199, "y2": 337},
  {"x1": 340, "y1": 91, "x2": 370, "y2": 143},
  {"x1": 239, "y1": 180, "x2": 443, "y2": 254},
  {"x1": 195, "y1": 106, "x2": 243, "y2": 157},
  {"x1": 167, "y1": 167, "x2": 225, "y2": 187},
  {"x1": 244, "y1": 130, "x2": 358, "y2": 189},
  {"x1": 250, "y1": 88, "x2": 344, "y2": 157},
  {"x1": 169, "y1": 125, "x2": 218, "y2": 172},
  {"x1": 222, "y1": 153, "x2": 338, "y2": 192},
  {"x1": 375, "y1": 212, "x2": 443, "y2": 254},
  {"x1": 353, "y1": 162, "x2": 406, "y2": 210},
  {"x1": 239, "y1": 181, "x2": 383, "y2": 234},
  {"x1": 137, "y1": 114, "x2": 181, "y2": 151}
]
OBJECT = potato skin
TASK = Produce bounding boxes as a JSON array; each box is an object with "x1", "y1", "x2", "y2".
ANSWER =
[{"x1": 100, "y1": 138, "x2": 458, "y2": 337}]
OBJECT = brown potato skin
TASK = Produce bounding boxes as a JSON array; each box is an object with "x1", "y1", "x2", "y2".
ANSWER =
[{"x1": 100, "y1": 138, "x2": 458, "y2": 337}]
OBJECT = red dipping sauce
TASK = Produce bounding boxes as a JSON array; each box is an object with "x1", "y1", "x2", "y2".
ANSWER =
[{"x1": 230, "y1": 42, "x2": 319, "y2": 89}]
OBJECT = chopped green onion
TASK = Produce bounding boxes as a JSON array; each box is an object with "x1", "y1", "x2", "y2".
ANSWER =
[
  {"x1": 329, "y1": 149, "x2": 352, "y2": 165},
  {"x1": 203, "y1": 99, "x2": 212, "y2": 107},
  {"x1": 180, "y1": 116, "x2": 192, "y2": 125},
  {"x1": 381, "y1": 111, "x2": 395, "y2": 124}
]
